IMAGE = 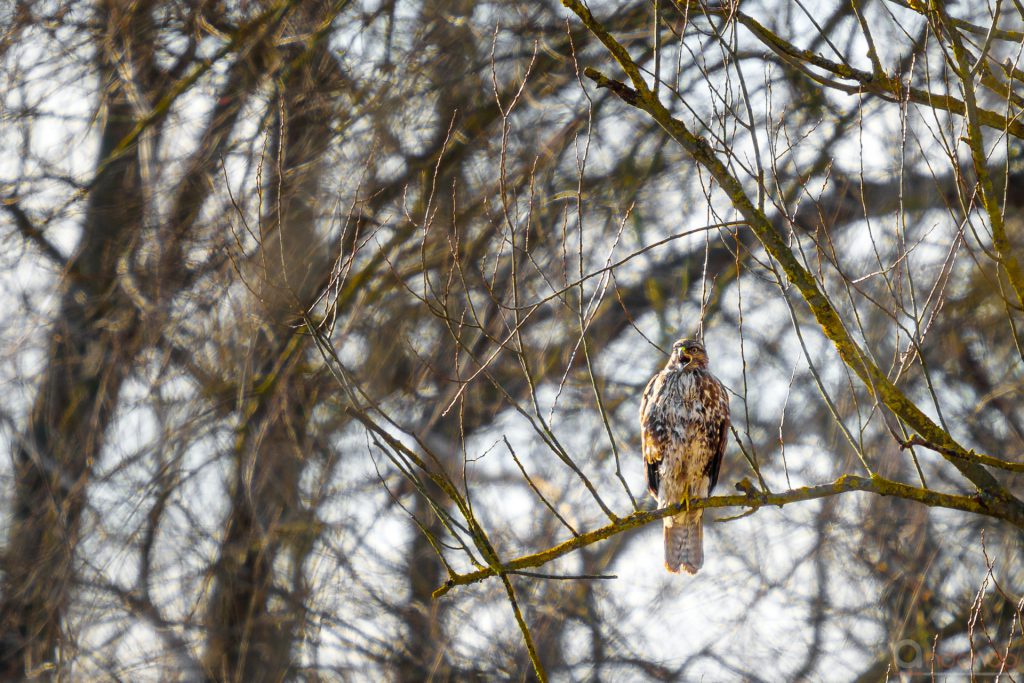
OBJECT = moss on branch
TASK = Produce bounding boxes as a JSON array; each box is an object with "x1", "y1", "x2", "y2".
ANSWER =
[{"x1": 434, "y1": 473, "x2": 1017, "y2": 597}]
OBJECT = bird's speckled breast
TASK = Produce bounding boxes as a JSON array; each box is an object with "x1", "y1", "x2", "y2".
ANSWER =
[{"x1": 641, "y1": 367, "x2": 728, "y2": 503}]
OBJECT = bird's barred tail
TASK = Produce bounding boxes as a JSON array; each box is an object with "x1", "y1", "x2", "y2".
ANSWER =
[{"x1": 664, "y1": 511, "x2": 703, "y2": 574}]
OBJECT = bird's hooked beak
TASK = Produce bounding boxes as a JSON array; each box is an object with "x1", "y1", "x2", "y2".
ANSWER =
[{"x1": 672, "y1": 344, "x2": 691, "y2": 366}]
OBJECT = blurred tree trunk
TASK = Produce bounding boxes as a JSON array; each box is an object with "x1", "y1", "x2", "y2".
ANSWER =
[
  {"x1": 202, "y1": 5, "x2": 341, "y2": 680},
  {"x1": 0, "y1": 2, "x2": 157, "y2": 676},
  {"x1": 393, "y1": 2, "x2": 476, "y2": 679}
]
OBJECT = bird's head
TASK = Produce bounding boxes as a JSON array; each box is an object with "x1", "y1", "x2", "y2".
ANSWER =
[{"x1": 669, "y1": 338, "x2": 709, "y2": 370}]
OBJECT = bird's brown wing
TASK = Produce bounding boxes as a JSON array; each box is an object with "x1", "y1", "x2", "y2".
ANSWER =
[
  {"x1": 704, "y1": 379, "x2": 730, "y2": 492},
  {"x1": 639, "y1": 372, "x2": 664, "y2": 498},
  {"x1": 707, "y1": 415, "x2": 729, "y2": 492},
  {"x1": 643, "y1": 434, "x2": 662, "y2": 498}
]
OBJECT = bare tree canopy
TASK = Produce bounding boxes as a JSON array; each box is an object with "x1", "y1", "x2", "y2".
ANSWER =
[{"x1": 1, "y1": 0, "x2": 1023, "y2": 680}]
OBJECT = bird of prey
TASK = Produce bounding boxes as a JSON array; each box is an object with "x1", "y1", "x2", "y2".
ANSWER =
[{"x1": 639, "y1": 338, "x2": 730, "y2": 574}]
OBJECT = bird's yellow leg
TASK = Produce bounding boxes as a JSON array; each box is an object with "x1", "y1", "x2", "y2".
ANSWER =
[{"x1": 681, "y1": 488, "x2": 690, "y2": 513}]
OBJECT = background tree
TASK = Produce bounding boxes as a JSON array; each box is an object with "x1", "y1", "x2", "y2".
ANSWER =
[{"x1": 0, "y1": 0, "x2": 1022, "y2": 680}]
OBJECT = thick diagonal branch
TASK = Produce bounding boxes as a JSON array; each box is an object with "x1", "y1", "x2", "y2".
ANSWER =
[{"x1": 563, "y1": 0, "x2": 1022, "y2": 511}]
